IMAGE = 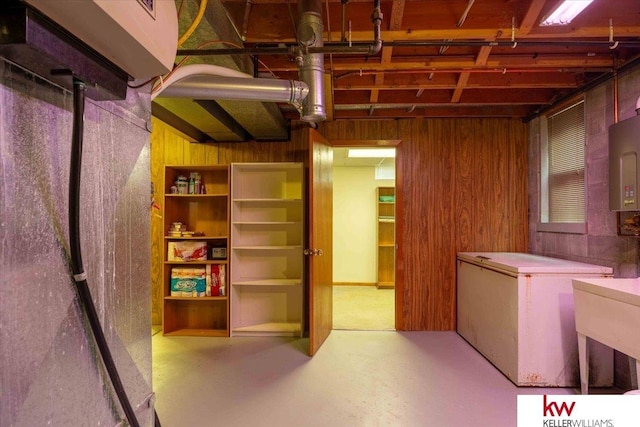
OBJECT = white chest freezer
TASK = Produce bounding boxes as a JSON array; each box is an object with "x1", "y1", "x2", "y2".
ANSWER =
[{"x1": 457, "y1": 252, "x2": 613, "y2": 387}]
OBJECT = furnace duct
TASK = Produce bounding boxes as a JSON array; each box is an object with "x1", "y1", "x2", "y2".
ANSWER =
[
  {"x1": 151, "y1": 64, "x2": 309, "y2": 110},
  {"x1": 295, "y1": 0, "x2": 327, "y2": 123},
  {"x1": 153, "y1": 0, "x2": 331, "y2": 124}
]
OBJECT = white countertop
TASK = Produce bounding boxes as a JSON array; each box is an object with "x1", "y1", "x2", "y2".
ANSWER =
[{"x1": 572, "y1": 278, "x2": 640, "y2": 307}]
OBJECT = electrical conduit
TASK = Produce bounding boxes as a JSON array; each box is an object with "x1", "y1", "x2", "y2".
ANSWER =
[
  {"x1": 69, "y1": 80, "x2": 142, "y2": 427},
  {"x1": 177, "y1": 0, "x2": 208, "y2": 47}
]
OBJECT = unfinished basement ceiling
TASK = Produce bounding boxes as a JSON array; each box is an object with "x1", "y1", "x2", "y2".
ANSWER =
[
  {"x1": 157, "y1": 0, "x2": 640, "y2": 142},
  {"x1": 153, "y1": 0, "x2": 289, "y2": 141}
]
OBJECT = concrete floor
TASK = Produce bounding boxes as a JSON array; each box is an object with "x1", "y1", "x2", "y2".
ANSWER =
[
  {"x1": 152, "y1": 331, "x2": 578, "y2": 427},
  {"x1": 333, "y1": 285, "x2": 395, "y2": 330}
]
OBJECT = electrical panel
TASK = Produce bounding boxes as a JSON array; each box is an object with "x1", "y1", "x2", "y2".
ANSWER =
[{"x1": 609, "y1": 115, "x2": 640, "y2": 211}]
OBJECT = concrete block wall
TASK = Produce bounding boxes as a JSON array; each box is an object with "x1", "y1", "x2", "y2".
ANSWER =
[
  {"x1": 528, "y1": 63, "x2": 640, "y2": 389},
  {"x1": 529, "y1": 65, "x2": 640, "y2": 276}
]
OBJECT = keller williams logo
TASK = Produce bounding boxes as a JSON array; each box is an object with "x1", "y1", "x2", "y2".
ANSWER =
[{"x1": 543, "y1": 395, "x2": 576, "y2": 417}]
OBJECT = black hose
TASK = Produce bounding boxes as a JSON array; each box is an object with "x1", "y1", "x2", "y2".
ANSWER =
[{"x1": 69, "y1": 79, "x2": 141, "y2": 427}]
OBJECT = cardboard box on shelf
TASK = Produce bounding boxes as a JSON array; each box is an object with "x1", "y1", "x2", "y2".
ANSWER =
[{"x1": 168, "y1": 241, "x2": 208, "y2": 261}]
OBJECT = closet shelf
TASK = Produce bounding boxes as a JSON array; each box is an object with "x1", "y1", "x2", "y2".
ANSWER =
[
  {"x1": 164, "y1": 296, "x2": 228, "y2": 301},
  {"x1": 233, "y1": 221, "x2": 301, "y2": 226},
  {"x1": 233, "y1": 245, "x2": 302, "y2": 250},
  {"x1": 233, "y1": 198, "x2": 302, "y2": 203},
  {"x1": 232, "y1": 279, "x2": 302, "y2": 286}
]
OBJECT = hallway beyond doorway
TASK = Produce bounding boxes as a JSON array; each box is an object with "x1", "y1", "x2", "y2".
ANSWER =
[{"x1": 333, "y1": 285, "x2": 394, "y2": 330}]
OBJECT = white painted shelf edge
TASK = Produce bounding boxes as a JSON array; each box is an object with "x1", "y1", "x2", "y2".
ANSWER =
[
  {"x1": 233, "y1": 221, "x2": 301, "y2": 225},
  {"x1": 232, "y1": 279, "x2": 302, "y2": 286},
  {"x1": 233, "y1": 245, "x2": 302, "y2": 250},
  {"x1": 233, "y1": 198, "x2": 302, "y2": 202}
]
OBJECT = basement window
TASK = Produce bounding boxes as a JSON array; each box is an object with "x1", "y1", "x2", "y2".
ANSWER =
[{"x1": 538, "y1": 99, "x2": 587, "y2": 234}]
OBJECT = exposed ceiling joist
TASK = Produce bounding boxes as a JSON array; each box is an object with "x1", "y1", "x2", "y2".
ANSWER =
[{"x1": 157, "y1": 0, "x2": 640, "y2": 140}]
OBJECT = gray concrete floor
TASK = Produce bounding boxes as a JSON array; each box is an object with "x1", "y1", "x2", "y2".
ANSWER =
[
  {"x1": 152, "y1": 331, "x2": 578, "y2": 427},
  {"x1": 333, "y1": 285, "x2": 395, "y2": 330}
]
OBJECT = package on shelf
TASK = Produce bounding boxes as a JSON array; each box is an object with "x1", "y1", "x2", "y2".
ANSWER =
[
  {"x1": 210, "y1": 246, "x2": 227, "y2": 260},
  {"x1": 206, "y1": 264, "x2": 226, "y2": 296},
  {"x1": 168, "y1": 241, "x2": 208, "y2": 261},
  {"x1": 170, "y1": 268, "x2": 206, "y2": 297}
]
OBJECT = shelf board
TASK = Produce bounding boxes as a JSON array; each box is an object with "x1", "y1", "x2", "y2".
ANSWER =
[
  {"x1": 166, "y1": 165, "x2": 228, "y2": 171},
  {"x1": 232, "y1": 245, "x2": 302, "y2": 250},
  {"x1": 165, "y1": 193, "x2": 228, "y2": 198},
  {"x1": 163, "y1": 328, "x2": 228, "y2": 337},
  {"x1": 164, "y1": 235, "x2": 228, "y2": 240},
  {"x1": 232, "y1": 322, "x2": 301, "y2": 336},
  {"x1": 378, "y1": 243, "x2": 395, "y2": 248},
  {"x1": 233, "y1": 198, "x2": 302, "y2": 203},
  {"x1": 164, "y1": 260, "x2": 228, "y2": 265},
  {"x1": 378, "y1": 218, "x2": 395, "y2": 223},
  {"x1": 232, "y1": 221, "x2": 301, "y2": 226},
  {"x1": 232, "y1": 162, "x2": 301, "y2": 170},
  {"x1": 376, "y1": 281, "x2": 395, "y2": 289},
  {"x1": 164, "y1": 296, "x2": 228, "y2": 301},
  {"x1": 232, "y1": 279, "x2": 302, "y2": 286}
]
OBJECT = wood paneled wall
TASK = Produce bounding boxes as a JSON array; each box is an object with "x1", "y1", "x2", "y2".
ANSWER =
[
  {"x1": 318, "y1": 118, "x2": 528, "y2": 330},
  {"x1": 151, "y1": 117, "x2": 528, "y2": 330}
]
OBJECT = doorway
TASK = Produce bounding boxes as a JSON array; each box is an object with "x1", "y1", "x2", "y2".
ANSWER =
[{"x1": 331, "y1": 145, "x2": 396, "y2": 331}]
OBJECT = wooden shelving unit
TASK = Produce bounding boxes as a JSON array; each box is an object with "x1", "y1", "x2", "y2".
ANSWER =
[
  {"x1": 162, "y1": 165, "x2": 230, "y2": 337},
  {"x1": 377, "y1": 187, "x2": 395, "y2": 289},
  {"x1": 230, "y1": 163, "x2": 304, "y2": 337}
]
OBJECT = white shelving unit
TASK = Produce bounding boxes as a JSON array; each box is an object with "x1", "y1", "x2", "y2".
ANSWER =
[{"x1": 230, "y1": 163, "x2": 304, "y2": 337}]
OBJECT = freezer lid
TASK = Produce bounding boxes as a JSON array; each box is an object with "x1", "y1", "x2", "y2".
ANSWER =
[{"x1": 457, "y1": 252, "x2": 613, "y2": 275}]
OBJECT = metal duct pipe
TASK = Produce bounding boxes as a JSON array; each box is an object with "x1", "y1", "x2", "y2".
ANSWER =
[
  {"x1": 155, "y1": 75, "x2": 309, "y2": 104},
  {"x1": 296, "y1": 0, "x2": 326, "y2": 122},
  {"x1": 369, "y1": 0, "x2": 382, "y2": 55}
]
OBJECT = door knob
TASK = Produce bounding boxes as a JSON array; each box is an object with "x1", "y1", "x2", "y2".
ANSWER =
[{"x1": 304, "y1": 248, "x2": 324, "y2": 256}]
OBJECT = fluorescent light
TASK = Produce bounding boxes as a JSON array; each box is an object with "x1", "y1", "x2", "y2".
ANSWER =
[
  {"x1": 347, "y1": 148, "x2": 396, "y2": 158},
  {"x1": 540, "y1": 0, "x2": 594, "y2": 26}
]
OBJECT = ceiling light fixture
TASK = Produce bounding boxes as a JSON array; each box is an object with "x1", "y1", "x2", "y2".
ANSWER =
[
  {"x1": 539, "y1": 0, "x2": 594, "y2": 26},
  {"x1": 347, "y1": 148, "x2": 396, "y2": 158}
]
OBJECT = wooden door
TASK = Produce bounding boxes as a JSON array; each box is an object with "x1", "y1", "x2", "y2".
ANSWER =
[{"x1": 308, "y1": 128, "x2": 333, "y2": 356}]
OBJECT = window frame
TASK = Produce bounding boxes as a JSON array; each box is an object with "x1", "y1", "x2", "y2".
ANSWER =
[{"x1": 537, "y1": 99, "x2": 587, "y2": 234}]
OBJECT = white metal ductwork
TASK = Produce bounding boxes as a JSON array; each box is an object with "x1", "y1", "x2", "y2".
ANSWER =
[
  {"x1": 296, "y1": 0, "x2": 327, "y2": 123},
  {"x1": 153, "y1": 0, "x2": 330, "y2": 126},
  {"x1": 157, "y1": 76, "x2": 309, "y2": 104},
  {"x1": 154, "y1": 0, "x2": 329, "y2": 124},
  {"x1": 151, "y1": 64, "x2": 309, "y2": 107}
]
